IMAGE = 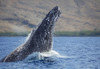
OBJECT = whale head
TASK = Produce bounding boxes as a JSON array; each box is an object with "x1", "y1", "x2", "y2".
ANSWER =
[
  {"x1": 27, "y1": 6, "x2": 61, "y2": 52},
  {"x1": 46, "y1": 6, "x2": 61, "y2": 23}
]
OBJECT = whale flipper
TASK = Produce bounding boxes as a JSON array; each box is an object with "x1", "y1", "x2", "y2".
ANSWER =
[{"x1": 0, "y1": 6, "x2": 61, "y2": 62}]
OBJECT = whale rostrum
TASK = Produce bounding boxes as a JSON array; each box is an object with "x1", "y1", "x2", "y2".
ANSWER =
[{"x1": 0, "y1": 6, "x2": 61, "y2": 62}]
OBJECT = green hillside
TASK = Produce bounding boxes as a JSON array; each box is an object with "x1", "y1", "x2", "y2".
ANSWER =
[{"x1": 0, "y1": 0, "x2": 100, "y2": 36}]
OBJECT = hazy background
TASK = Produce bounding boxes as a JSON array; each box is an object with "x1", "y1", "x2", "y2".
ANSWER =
[{"x1": 0, "y1": 0, "x2": 100, "y2": 36}]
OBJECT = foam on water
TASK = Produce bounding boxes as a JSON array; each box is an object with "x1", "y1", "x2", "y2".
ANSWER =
[
  {"x1": 24, "y1": 50, "x2": 73, "y2": 62},
  {"x1": 40, "y1": 50, "x2": 67, "y2": 58}
]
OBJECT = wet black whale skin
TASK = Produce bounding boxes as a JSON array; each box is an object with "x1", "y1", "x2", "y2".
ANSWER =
[{"x1": 0, "y1": 6, "x2": 61, "y2": 62}]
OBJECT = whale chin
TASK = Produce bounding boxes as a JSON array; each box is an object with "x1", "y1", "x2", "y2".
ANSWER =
[{"x1": 0, "y1": 6, "x2": 61, "y2": 62}]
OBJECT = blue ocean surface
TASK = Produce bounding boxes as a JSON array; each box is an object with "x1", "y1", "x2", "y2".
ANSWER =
[{"x1": 0, "y1": 37, "x2": 100, "y2": 69}]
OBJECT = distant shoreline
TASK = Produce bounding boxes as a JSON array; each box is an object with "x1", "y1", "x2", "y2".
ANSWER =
[
  {"x1": 55, "y1": 30, "x2": 100, "y2": 36},
  {"x1": 0, "y1": 30, "x2": 100, "y2": 37}
]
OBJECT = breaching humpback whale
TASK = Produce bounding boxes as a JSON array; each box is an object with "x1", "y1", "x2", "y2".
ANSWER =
[{"x1": 0, "y1": 6, "x2": 61, "y2": 62}]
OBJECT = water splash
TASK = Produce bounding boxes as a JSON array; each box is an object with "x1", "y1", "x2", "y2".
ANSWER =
[
  {"x1": 24, "y1": 50, "x2": 71, "y2": 63},
  {"x1": 40, "y1": 50, "x2": 67, "y2": 58}
]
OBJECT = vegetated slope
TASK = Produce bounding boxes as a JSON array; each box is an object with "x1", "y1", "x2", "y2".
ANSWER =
[{"x1": 0, "y1": 0, "x2": 100, "y2": 33}]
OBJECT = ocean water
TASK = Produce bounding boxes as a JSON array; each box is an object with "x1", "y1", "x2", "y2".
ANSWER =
[{"x1": 0, "y1": 37, "x2": 100, "y2": 69}]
